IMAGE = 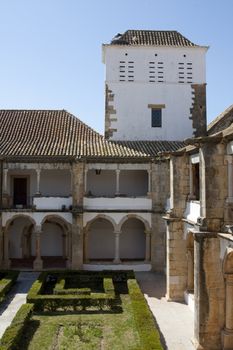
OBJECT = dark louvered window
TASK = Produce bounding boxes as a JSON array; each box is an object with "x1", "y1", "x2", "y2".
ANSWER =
[{"x1": 151, "y1": 109, "x2": 162, "y2": 127}]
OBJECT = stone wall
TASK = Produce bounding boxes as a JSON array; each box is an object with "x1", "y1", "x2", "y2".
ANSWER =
[
  {"x1": 165, "y1": 154, "x2": 190, "y2": 300},
  {"x1": 151, "y1": 160, "x2": 169, "y2": 272},
  {"x1": 194, "y1": 232, "x2": 225, "y2": 350},
  {"x1": 200, "y1": 142, "x2": 227, "y2": 231}
]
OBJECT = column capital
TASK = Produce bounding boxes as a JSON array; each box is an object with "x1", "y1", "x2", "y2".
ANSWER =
[
  {"x1": 144, "y1": 230, "x2": 152, "y2": 235},
  {"x1": 224, "y1": 273, "x2": 233, "y2": 284},
  {"x1": 34, "y1": 225, "x2": 42, "y2": 234},
  {"x1": 225, "y1": 155, "x2": 233, "y2": 164},
  {"x1": 114, "y1": 230, "x2": 122, "y2": 235}
]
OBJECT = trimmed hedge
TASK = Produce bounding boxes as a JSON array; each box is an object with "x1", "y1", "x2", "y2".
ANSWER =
[
  {"x1": 128, "y1": 279, "x2": 163, "y2": 350},
  {"x1": 27, "y1": 272, "x2": 118, "y2": 311},
  {"x1": 0, "y1": 303, "x2": 34, "y2": 350},
  {"x1": 0, "y1": 271, "x2": 19, "y2": 303}
]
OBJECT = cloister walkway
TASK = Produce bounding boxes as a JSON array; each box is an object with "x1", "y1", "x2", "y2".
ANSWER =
[
  {"x1": 0, "y1": 272, "x2": 39, "y2": 338},
  {"x1": 136, "y1": 272, "x2": 195, "y2": 350}
]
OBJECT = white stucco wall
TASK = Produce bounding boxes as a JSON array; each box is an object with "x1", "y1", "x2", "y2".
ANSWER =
[
  {"x1": 9, "y1": 217, "x2": 26, "y2": 259},
  {"x1": 83, "y1": 212, "x2": 151, "y2": 230},
  {"x1": 40, "y1": 170, "x2": 71, "y2": 196},
  {"x1": 40, "y1": 223, "x2": 63, "y2": 256},
  {"x1": 120, "y1": 219, "x2": 145, "y2": 259},
  {"x1": 87, "y1": 170, "x2": 116, "y2": 196},
  {"x1": 120, "y1": 170, "x2": 148, "y2": 196},
  {"x1": 33, "y1": 197, "x2": 72, "y2": 210},
  {"x1": 6, "y1": 168, "x2": 71, "y2": 199},
  {"x1": 104, "y1": 45, "x2": 207, "y2": 141},
  {"x1": 83, "y1": 197, "x2": 152, "y2": 210},
  {"x1": 2, "y1": 212, "x2": 72, "y2": 227},
  {"x1": 88, "y1": 220, "x2": 115, "y2": 259},
  {"x1": 184, "y1": 201, "x2": 200, "y2": 223}
]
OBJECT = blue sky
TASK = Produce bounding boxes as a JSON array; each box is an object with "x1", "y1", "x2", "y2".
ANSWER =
[{"x1": 0, "y1": 0, "x2": 232, "y2": 133}]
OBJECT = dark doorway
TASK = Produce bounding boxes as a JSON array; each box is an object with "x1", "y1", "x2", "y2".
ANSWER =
[{"x1": 13, "y1": 177, "x2": 27, "y2": 206}]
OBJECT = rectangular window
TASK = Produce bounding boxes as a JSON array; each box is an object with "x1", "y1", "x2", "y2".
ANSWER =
[
  {"x1": 151, "y1": 108, "x2": 162, "y2": 127},
  {"x1": 192, "y1": 163, "x2": 200, "y2": 200}
]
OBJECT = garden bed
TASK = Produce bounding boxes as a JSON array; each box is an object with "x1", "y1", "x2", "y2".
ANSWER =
[
  {"x1": 0, "y1": 270, "x2": 19, "y2": 303},
  {"x1": 1, "y1": 270, "x2": 163, "y2": 350}
]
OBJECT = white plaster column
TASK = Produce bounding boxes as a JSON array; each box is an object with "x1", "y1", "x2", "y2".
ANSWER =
[
  {"x1": 226, "y1": 156, "x2": 233, "y2": 202},
  {"x1": 147, "y1": 169, "x2": 152, "y2": 195},
  {"x1": 3, "y1": 169, "x2": 8, "y2": 194},
  {"x1": 35, "y1": 169, "x2": 41, "y2": 196},
  {"x1": 115, "y1": 169, "x2": 121, "y2": 196},
  {"x1": 144, "y1": 230, "x2": 151, "y2": 262},
  {"x1": 113, "y1": 230, "x2": 121, "y2": 263},
  {"x1": 222, "y1": 274, "x2": 233, "y2": 349},
  {"x1": 33, "y1": 226, "x2": 43, "y2": 270}
]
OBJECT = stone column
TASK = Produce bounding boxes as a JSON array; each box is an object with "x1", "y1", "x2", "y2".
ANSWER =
[
  {"x1": 70, "y1": 168, "x2": 73, "y2": 196},
  {"x1": 83, "y1": 229, "x2": 89, "y2": 263},
  {"x1": 35, "y1": 169, "x2": 41, "y2": 196},
  {"x1": 0, "y1": 228, "x2": 4, "y2": 268},
  {"x1": 33, "y1": 226, "x2": 43, "y2": 270},
  {"x1": 71, "y1": 215, "x2": 84, "y2": 269},
  {"x1": 187, "y1": 247, "x2": 194, "y2": 292},
  {"x1": 3, "y1": 227, "x2": 10, "y2": 269},
  {"x1": 147, "y1": 169, "x2": 152, "y2": 196},
  {"x1": 222, "y1": 274, "x2": 233, "y2": 349},
  {"x1": 144, "y1": 230, "x2": 151, "y2": 262},
  {"x1": 226, "y1": 156, "x2": 233, "y2": 202},
  {"x1": 84, "y1": 168, "x2": 88, "y2": 195},
  {"x1": 66, "y1": 229, "x2": 72, "y2": 268},
  {"x1": 115, "y1": 169, "x2": 120, "y2": 196},
  {"x1": 3, "y1": 169, "x2": 8, "y2": 194},
  {"x1": 113, "y1": 231, "x2": 121, "y2": 263},
  {"x1": 2, "y1": 169, "x2": 9, "y2": 208}
]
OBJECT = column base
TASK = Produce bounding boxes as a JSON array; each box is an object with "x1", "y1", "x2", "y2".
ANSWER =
[
  {"x1": 222, "y1": 328, "x2": 233, "y2": 349},
  {"x1": 3, "y1": 259, "x2": 11, "y2": 269},
  {"x1": 66, "y1": 259, "x2": 72, "y2": 269},
  {"x1": 33, "y1": 258, "x2": 43, "y2": 271},
  {"x1": 113, "y1": 258, "x2": 121, "y2": 264}
]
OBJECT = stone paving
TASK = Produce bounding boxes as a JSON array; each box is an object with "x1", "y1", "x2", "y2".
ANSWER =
[
  {"x1": 136, "y1": 272, "x2": 195, "y2": 350},
  {"x1": 0, "y1": 271, "x2": 39, "y2": 339}
]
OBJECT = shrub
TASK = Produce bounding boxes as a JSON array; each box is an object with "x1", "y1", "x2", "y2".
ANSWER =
[
  {"x1": 128, "y1": 279, "x2": 163, "y2": 350},
  {"x1": 0, "y1": 303, "x2": 34, "y2": 350},
  {"x1": 0, "y1": 271, "x2": 19, "y2": 303},
  {"x1": 26, "y1": 271, "x2": 120, "y2": 312}
]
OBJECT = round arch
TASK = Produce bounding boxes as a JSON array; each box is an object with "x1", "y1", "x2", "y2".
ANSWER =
[
  {"x1": 40, "y1": 215, "x2": 70, "y2": 261},
  {"x1": 119, "y1": 216, "x2": 147, "y2": 261},
  {"x1": 84, "y1": 214, "x2": 117, "y2": 233},
  {"x1": 118, "y1": 214, "x2": 150, "y2": 232},
  {"x1": 5, "y1": 214, "x2": 36, "y2": 233},
  {"x1": 41, "y1": 214, "x2": 71, "y2": 232},
  {"x1": 5, "y1": 215, "x2": 36, "y2": 263},
  {"x1": 85, "y1": 216, "x2": 115, "y2": 261}
]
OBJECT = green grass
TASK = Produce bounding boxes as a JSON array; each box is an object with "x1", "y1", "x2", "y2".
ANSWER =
[
  {"x1": 19, "y1": 293, "x2": 141, "y2": 350},
  {"x1": 4, "y1": 271, "x2": 163, "y2": 350}
]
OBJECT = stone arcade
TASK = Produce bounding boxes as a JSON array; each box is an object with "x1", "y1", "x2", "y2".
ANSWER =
[{"x1": 0, "y1": 30, "x2": 232, "y2": 349}]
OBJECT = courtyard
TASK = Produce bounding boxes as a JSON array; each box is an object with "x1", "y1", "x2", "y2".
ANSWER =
[{"x1": 0, "y1": 271, "x2": 194, "y2": 350}]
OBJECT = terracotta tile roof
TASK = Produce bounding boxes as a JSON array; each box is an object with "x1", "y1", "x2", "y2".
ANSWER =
[
  {"x1": 207, "y1": 105, "x2": 233, "y2": 135},
  {"x1": 110, "y1": 30, "x2": 199, "y2": 47},
  {"x1": 0, "y1": 109, "x2": 184, "y2": 160}
]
